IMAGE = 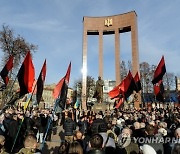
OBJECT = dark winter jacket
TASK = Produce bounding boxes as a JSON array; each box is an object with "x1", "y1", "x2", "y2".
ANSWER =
[
  {"x1": 91, "y1": 118, "x2": 107, "y2": 134},
  {"x1": 63, "y1": 117, "x2": 76, "y2": 136},
  {"x1": 78, "y1": 120, "x2": 88, "y2": 134},
  {"x1": 32, "y1": 116, "x2": 44, "y2": 133}
]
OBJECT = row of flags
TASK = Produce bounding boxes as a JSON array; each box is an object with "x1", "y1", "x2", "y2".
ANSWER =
[
  {"x1": 0, "y1": 52, "x2": 71, "y2": 153},
  {"x1": 108, "y1": 71, "x2": 142, "y2": 99},
  {"x1": 0, "y1": 51, "x2": 71, "y2": 111},
  {"x1": 108, "y1": 56, "x2": 167, "y2": 109},
  {"x1": 108, "y1": 71, "x2": 142, "y2": 108},
  {"x1": 0, "y1": 53, "x2": 167, "y2": 110},
  {"x1": 0, "y1": 51, "x2": 47, "y2": 106}
]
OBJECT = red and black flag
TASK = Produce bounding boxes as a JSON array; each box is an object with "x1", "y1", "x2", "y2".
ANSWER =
[
  {"x1": 152, "y1": 56, "x2": 166, "y2": 84},
  {"x1": 108, "y1": 84, "x2": 120, "y2": 99},
  {"x1": 53, "y1": 62, "x2": 71, "y2": 109},
  {"x1": 36, "y1": 60, "x2": 46, "y2": 104},
  {"x1": 124, "y1": 71, "x2": 136, "y2": 99},
  {"x1": 108, "y1": 79, "x2": 125, "y2": 99},
  {"x1": 0, "y1": 55, "x2": 13, "y2": 86},
  {"x1": 154, "y1": 80, "x2": 164, "y2": 102},
  {"x1": 53, "y1": 77, "x2": 65, "y2": 99},
  {"x1": 134, "y1": 72, "x2": 142, "y2": 92},
  {"x1": 109, "y1": 71, "x2": 136, "y2": 100},
  {"x1": 115, "y1": 97, "x2": 124, "y2": 109},
  {"x1": 17, "y1": 51, "x2": 35, "y2": 98}
]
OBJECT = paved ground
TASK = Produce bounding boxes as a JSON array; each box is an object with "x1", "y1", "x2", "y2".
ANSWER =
[
  {"x1": 40, "y1": 126, "x2": 63, "y2": 154},
  {"x1": 39, "y1": 102, "x2": 114, "y2": 153}
]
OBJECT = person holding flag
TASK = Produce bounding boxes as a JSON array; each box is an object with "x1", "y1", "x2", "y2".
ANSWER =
[
  {"x1": 10, "y1": 51, "x2": 35, "y2": 153},
  {"x1": 40, "y1": 62, "x2": 71, "y2": 150}
]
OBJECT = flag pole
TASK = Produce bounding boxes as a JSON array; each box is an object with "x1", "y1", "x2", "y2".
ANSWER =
[
  {"x1": 40, "y1": 78, "x2": 65, "y2": 151},
  {"x1": 3, "y1": 56, "x2": 23, "y2": 109},
  {"x1": 142, "y1": 77, "x2": 145, "y2": 108},
  {"x1": 4, "y1": 76, "x2": 17, "y2": 103},
  {"x1": 1, "y1": 71, "x2": 19, "y2": 113},
  {"x1": 154, "y1": 92, "x2": 157, "y2": 106},
  {"x1": 11, "y1": 58, "x2": 47, "y2": 152},
  {"x1": 41, "y1": 62, "x2": 71, "y2": 151},
  {"x1": 165, "y1": 72, "x2": 171, "y2": 106},
  {"x1": 11, "y1": 59, "x2": 46, "y2": 152},
  {"x1": 40, "y1": 98, "x2": 58, "y2": 150},
  {"x1": 10, "y1": 81, "x2": 37, "y2": 153}
]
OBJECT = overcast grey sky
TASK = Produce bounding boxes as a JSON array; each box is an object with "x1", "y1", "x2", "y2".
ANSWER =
[{"x1": 0, "y1": 0, "x2": 179, "y2": 87}]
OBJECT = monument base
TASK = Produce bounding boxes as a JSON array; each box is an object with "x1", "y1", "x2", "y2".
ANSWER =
[
  {"x1": 91, "y1": 102, "x2": 114, "y2": 112},
  {"x1": 134, "y1": 101, "x2": 140, "y2": 109}
]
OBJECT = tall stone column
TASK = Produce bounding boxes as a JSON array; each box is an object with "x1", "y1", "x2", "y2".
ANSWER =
[
  {"x1": 131, "y1": 16, "x2": 139, "y2": 76},
  {"x1": 82, "y1": 29, "x2": 87, "y2": 110},
  {"x1": 115, "y1": 29, "x2": 121, "y2": 85},
  {"x1": 99, "y1": 30, "x2": 103, "y2": 78},
  {"x1": 131, "y1": 15, "x2": 140, "y2": 109}
]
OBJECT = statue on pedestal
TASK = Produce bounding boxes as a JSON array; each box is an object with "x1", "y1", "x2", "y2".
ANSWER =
[{"x1": 93, "y1": 76, "x2": 104, "y2": 103}]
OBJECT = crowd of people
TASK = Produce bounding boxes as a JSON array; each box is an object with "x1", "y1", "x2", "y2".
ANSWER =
[
  {"x1": 0, "y1": 107, "x2": 56, "y2": 153},
  {"x1": 0, "y1": 103, "x2": 179, "y2": 154}
]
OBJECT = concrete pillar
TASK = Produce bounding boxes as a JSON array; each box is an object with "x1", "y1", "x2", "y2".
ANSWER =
[
  {"x1": 115, "y1": 29, "x2": 121, "y2": 85},
  {"x1": 131, "y1": 16, "x2": 139, "y2": 76},
  {"x1": 82, "y1": 29, "x2": 87, "y2": 110},
  {"x1": 131, "y1": 15, "x2": 140, "y2": 109},
  {"x1": 99, "y1": 30, "x2": 103, "y2": 78}
]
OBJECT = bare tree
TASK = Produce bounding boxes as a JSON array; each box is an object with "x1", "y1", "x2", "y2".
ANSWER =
[
  {"x1": 73, "y1": 76, "x2": 96, "y2": 101},
  {"x1": 128, "y1": 60, "x2": 132, "y2": 72},
  {"x1": 140, "y1": 62, "x2": 154, "y2": 94},
  {"x1": 139, "y1": 61, "x2": 176, "y2": 104},
  {"x1": 163, "y1": 72, "x2": 176, "y2": 90},
  {"x1": 0, "y1": 24, "x2": 37, "y2": 106},
  {"x1": 120, "y1": 60, "x2": 128, "y2": 80},
  {"x1": 0, "y1": 24, "x2": 37, "y2": 75}
]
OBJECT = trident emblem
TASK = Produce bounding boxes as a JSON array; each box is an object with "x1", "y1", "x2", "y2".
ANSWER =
[{"x1": 104, "y1": 18, "x2": 113, "y2": 27}]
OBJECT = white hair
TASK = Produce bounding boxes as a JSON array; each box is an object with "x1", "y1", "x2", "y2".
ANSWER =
[
  {"x1": 134, "y1": 122, "x2": 140, "y2": 129},
  {"x1": 158, "y1": 128, "x2": 167, "y2": 136},
  {"x1": 140, "y1": 122, "x2": 145, "y2": 129}
]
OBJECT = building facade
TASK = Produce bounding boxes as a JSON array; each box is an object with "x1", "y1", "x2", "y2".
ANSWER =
[
  {"x1": 42, "y1": 84, "x2": 74, "y2": 109},
  {"x1": 176, "y1": 77, "x2": 180, "y2": 91},
  {"x1": 103, "y1": 80, "x2": 116, "y2": 103},
  {"x1": 42, "y1": 84, "x2": 55, "y2": 108}
]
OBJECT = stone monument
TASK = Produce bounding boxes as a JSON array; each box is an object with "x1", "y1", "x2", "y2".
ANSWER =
[{"x1": 82, "y1": 11, "x2": 140, "y2": 109}]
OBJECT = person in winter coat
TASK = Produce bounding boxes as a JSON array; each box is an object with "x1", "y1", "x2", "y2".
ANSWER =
[
  {"x1": 77, "y1": 116, "x2": 88, "y2": 135},
  {"x1": 63, "y1": 112, "x2": 76, "y2": 143}
]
